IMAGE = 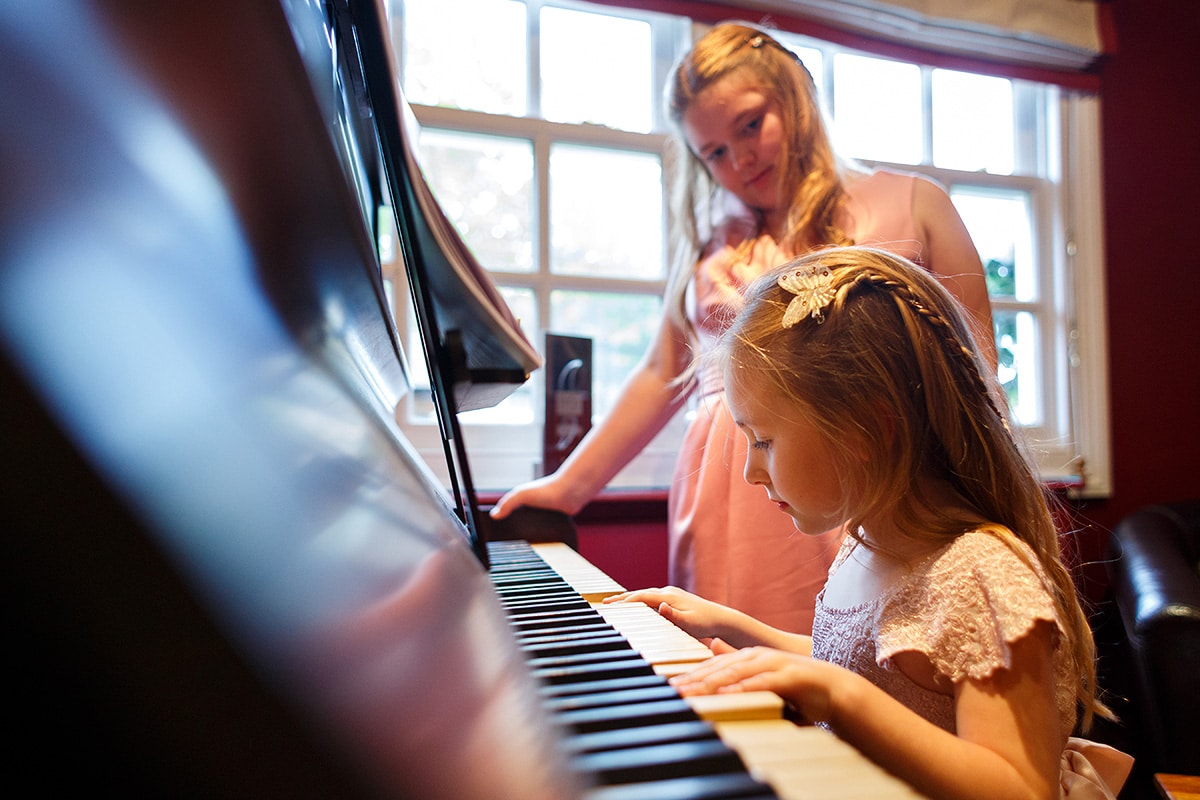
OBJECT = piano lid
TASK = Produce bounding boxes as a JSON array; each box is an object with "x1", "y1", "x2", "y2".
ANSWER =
[{"x1": 0, "y1": 1, "x2": 578, "y2": 797}]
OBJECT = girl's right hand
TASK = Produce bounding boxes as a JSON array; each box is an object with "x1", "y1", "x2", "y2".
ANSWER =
[{"x1": 666, "y1": 646, "x2": 843, "y2": 726}]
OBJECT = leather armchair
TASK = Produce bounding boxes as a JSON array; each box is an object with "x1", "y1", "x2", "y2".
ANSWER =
[{"x1": 1107, "y1": 500, "x2": 1200, "y2": 776}]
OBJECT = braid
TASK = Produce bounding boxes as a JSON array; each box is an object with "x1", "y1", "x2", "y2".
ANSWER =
[{"x1": 852, "y1": 271, "x2": 1007, "y2": 430}]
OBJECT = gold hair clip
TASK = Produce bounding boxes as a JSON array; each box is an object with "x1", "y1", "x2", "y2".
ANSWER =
[
  {"x1": 778, "y1": 266, "x2": 836, "y2": 326},
  {"x1": 742, "y1": 33, "x2": 806, "y2": 71}
]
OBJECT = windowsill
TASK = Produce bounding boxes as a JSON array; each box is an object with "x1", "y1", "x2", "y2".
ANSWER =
[{"x1": 478, "y1": 474, "x2": 1085, "y2": 523}]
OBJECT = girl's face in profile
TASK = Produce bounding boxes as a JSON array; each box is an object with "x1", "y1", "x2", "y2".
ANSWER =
[
  {"x1": 725, "y1": 369, "x2": 849, "y2": 537},
  {"x1": 682, "y1": 70, "x2": 786, "y2": 218}
]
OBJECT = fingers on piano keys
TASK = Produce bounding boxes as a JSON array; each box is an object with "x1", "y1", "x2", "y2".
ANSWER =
[{"x1": 490, "y1": 540, "x2": 924, "y2": 799}]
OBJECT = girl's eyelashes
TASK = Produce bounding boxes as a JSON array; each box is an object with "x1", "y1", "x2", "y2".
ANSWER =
[{"x1": 751, "y1": 438, "x2": 771, "y2": 451}]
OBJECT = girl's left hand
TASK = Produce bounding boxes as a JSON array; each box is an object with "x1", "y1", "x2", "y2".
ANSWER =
[
  {"x1": 602, "y1": 586, "x2": 739, "y2": 642},
  {"x1": 669, "y1": 646, "x2": 848, "y2": 725}
]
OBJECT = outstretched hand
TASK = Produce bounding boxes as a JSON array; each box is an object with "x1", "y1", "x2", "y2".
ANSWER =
[
  {"x1": 604, "y1": 586, "x2": 744, "y2": 644},
  {"x1": 605, "y1": 586, "x2": 813, "y2": 655}
]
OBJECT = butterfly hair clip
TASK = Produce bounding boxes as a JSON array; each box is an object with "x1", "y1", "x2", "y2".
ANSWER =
[{"x1": 778, "y1": 265, "x2": 836, "y2": 327}]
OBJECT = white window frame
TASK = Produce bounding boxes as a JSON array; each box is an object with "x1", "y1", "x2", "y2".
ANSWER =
[
  {"x1": 1061, "y1": 94, "x2": 1111, "y2": 498},
  {"x1": 389, "y1": 1, "x2": 690, "y2": 492},
  {"x1": 388, "y1": 3, "x2": 1112, "y2": 499}
]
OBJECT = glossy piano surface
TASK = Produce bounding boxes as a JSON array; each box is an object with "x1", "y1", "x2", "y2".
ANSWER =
[{"x1": 1, "y1": 1, "x2": 577, "y2": 797}]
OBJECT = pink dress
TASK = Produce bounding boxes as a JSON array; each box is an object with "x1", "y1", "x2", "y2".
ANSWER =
[
  {"x1": 669, "y1": 169, "x2": 924, "y2": 634},
  {"x1": 813, "y1": 530, "x2": 1133, "y2": 799}
]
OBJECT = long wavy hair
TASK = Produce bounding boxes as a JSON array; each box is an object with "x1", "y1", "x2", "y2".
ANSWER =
[
  {"x1": 664, "y1": 22, "x2": 851, "y2": 347},
  {"x1": 713, "y1": 245, "x2": 1111, "y2": 730}
]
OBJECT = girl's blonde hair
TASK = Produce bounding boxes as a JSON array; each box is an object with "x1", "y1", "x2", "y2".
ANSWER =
[
  {"x1": 664, "y1": 22, "x2": 851, "y2": 344},
  {"x1": 714, "y1": 245, "x2": 1110, "y2": 729}
]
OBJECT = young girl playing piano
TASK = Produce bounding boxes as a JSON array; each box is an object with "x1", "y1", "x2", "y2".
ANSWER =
[{"x1": 607, "y1": 247, "x2": 1131, "y2": 799}]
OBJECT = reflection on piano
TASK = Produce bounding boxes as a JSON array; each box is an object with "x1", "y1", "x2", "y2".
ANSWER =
[{"x1": 0, "y1": 1, "x2": 924, "y2": 798}]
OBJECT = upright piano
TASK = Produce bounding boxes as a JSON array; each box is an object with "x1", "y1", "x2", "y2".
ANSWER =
[{"x1": 0, "y1": 2, "x2": 923, "y2": 798}]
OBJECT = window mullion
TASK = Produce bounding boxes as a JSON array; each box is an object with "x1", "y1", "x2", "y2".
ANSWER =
[
  {"x1": 534, "y1": 129, "x2": 552, "y2": 329},
  {"x1": 526, "y1": 0, "x2": 541, "y2": 120},
  {"x1": 921, "y1": 65, "x2": 934, "y2": 165}
]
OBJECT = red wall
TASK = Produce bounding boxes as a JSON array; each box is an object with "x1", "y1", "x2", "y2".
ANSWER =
[
  {"x1": 576, "y1": 0, "x2": 1200, "y2": 600},
  {"x1": 1066, "y1": 0, "x2": 1200, "y2": 600},
  {"x1": 575, "y1": 492, "x2": 670, "y2": 590}
]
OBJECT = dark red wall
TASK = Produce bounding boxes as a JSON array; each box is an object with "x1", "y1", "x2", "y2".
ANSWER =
[{"x1": 1067, "y1": 0, "x2": 1200, "y2": 600}]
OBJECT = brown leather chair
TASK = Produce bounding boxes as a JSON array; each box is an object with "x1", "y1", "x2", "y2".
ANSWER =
[{"x1": 1107, "y1": 500, "x2": 1200, "y2": 776}]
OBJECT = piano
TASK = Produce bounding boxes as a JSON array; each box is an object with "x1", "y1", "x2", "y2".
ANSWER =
[{"x1": 0, "y1": 2, "x2": 923, "y2": 798}]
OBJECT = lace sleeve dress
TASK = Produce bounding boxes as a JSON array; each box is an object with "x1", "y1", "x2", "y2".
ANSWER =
[{"x1": 812, "y1": 530, "x2": 1133, "y2": 799}]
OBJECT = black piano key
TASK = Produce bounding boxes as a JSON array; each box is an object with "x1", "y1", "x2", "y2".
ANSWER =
[
  {"x1": 501, "y1": 597, "x2": 592, "y2": 614},
  {"x1": 509, "y1": 611, "x2": 603, "y2": 632},
  {"x1": 488, "y1": 562, "x2": 560, "y2": 576},
  {"x1": 564, "y1": 720, "x2": 720, "y2": 755},
  {"x1": 516, "y1": 625, "x2": 619, "y2": 641},
  {"x1": 556, "y1": 698, "x2": 699, "y2": 734},
  {"x1": 538, "y1": 672, "x2": 670, "y2": 699},
  {"x1": 517, "y1": 623, "x2": 620, "y2": 642},
  {"x1": 528, "y1": 650, "x2": 648, "y2": 672},
  {"x1": 515, "y1": 622, "x2": 615, "y2": 642},
  {"x1": 544, "y1": 684, "x2": 683, "y2": 714},
  {"x1": 500, "y1": 582, "x2": 571, "y2": 596},
  {"x1": 492, "y1": 577, "x2": 574, "y2": 591},
  {"x1": 520, "y1": 633, "x2": 631, "y2": 659},
  {"x1": 500, "y1": 592, "x2": 589, "y2": 608},
  {"x1": 506, "y1": 601, "x2": 598, "y2": 617},
  {"x1": 532, "y1": 657, "x2": 657, "y2": 686},
  {"x1": 489, "y1": 561, "x2": 553, "y2": 574},
  {"x1": 491, "y1": 576, "x2": 565, "y2": 592},
  {"x1": 573, "y1": 738, "x2": 748, "y2": 785},
  {"x1": 583, "y1": 772, "x2": 778, "y2": 800},
  {"x1": 502, "y1": 596, "x2": 592, "y2": 613}
]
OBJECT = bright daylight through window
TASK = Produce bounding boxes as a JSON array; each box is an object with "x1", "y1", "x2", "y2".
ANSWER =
[{"x1": 385, "y1": 0, "x2": 1110, "y2": 498}]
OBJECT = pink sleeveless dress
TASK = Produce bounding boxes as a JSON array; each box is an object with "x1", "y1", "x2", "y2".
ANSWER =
[
  {"x1": 813, "y1": 530, "x2": 1133, "y2": 799},
  {"x1": 669, "y1": 169, "x2": 924, "y2": 634}
]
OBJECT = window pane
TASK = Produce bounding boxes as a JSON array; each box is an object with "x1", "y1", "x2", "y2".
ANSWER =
[
  {"x1": 460, "y1": 287, "x2": 537, "y2": 424},
  {"x1": 549, "y1": 144, "x2": 663, "y2": 280},
  {"x1": 540, "y1": 7, "x2": 653, "y2": 132},
  {"x1": 994, "y1": 310, "x2": 1040, "y2": 427},
  {"x1": 951, "y1": 188, "x2": 1036, "y2": 302},
  {"x1": 402, "y1": 0, "x2": 526, "y2": 115},
  {"x1": 417, "y1": 129, "x2": 535, "y2": 273},
  {"x1": 550, "y1": 290, "x2": 660, "y2": 416},
  {"x1": 932, "y1": 69, "x2": 1014, "y2": 174},
  {"x1": 832, "y1": 54, "x2": 921, "y2": 164}
]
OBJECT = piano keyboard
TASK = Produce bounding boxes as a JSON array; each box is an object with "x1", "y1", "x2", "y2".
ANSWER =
[{"x1": 488, "y1": 540, "x2": 927, "y2": 800}]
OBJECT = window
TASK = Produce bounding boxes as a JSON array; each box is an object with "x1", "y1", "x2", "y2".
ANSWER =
[
  {"x1": 775, "y1": 32, "x2": 1109, "y2": 494},
  {"x1": 387, "y1": 0, "x2": 687, "y2": 489},
  {"x1": 385, "y1": 1, "x2": 1110, "y2": 498}
]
